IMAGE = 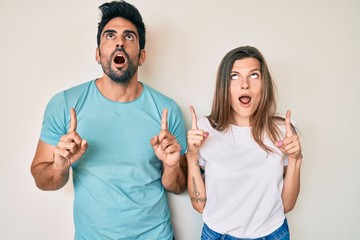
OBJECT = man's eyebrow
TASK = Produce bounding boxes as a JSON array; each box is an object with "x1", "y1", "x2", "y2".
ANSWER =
[
  {"x1": 102, "y1": 29, "x2": 138, "y2": 38},
  {"x1": 102, "y1": 29, "x2": 117, "y2": 36},
  {"x1": 123, "y1": 29, "x2": 138, "y2": 37}
]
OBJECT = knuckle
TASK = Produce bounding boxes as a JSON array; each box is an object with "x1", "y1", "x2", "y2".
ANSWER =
[{"x1": 64, "y1": 151, "x2": 71, "y2": 159}]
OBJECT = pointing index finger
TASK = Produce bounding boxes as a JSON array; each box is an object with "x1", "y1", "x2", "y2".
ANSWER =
[
  {"x1": 68, "y1": 108, "x2": 77, "y2": 133},
  {"x1": 285, "y1": 110, "x2": 293, "y2": 137},
  {"x1": 190, "y1": 106, "x2": 198, "y2": 130},
  {"x1": 161, "y1": 108, "x2": 168, "y2": 130}
]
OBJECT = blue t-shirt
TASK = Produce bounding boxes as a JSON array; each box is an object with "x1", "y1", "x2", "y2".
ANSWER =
[{"x1": 40, "y1": 80, "x2": 187, "y2": 240}]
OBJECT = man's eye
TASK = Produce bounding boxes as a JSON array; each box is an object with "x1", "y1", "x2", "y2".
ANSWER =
[
  {"x1": 125, "y1": 34, "x2": 134, "y2": 40},
  {"x1": 106, "y1": 34, "x2": 115, "y2": 39},
  {"x1": 231, "y1": 74, "x2": 239, "y2": 80}
]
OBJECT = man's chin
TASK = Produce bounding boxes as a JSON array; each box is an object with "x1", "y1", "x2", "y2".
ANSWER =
[
  {"x1": 107, "y1": 70, "x2": 130, "y2": 85},
  {"x1": 107, "y1": 64, "x2": 137, "y2": 85},
  {"x1": 111, "y1": 77, "x2": 131, "y2": 85}
]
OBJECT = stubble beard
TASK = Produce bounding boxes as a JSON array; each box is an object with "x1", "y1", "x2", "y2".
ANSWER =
[
  {"x1": 107, "y1": 62, "x2": 137, "y2": 86},
  {"x1": 100, "y1": 50, "x2": 139, "y2": 86}
]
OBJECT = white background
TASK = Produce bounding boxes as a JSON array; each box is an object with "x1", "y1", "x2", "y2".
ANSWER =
[{"x1": 1, "y1": 0, "x2": 359, "y2": 239}]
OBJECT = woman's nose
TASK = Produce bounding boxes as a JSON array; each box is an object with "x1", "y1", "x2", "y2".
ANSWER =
[{"x1": 241, "y1": 80, "x2": 249, "y2": 89}]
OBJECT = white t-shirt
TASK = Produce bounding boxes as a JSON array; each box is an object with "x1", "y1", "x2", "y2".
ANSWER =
[{"x1": 198, "y1": 117, "x2": 287, "y2": 238}]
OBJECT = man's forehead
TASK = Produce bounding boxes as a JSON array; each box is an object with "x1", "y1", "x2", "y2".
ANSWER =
[{"x1": 103, "y1": 17, "x2": 138, "y2": 33}]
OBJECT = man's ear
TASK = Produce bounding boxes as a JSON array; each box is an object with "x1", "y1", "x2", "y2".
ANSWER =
[
  {"x1": 96, "y1": 47, "x2": 101, "y2": 63},
  {"x1": 138, "y1": 49, "x2": 146, "y2": 66}
]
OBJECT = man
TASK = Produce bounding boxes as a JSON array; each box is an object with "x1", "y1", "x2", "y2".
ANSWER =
[{"x1": 30, "y1": 1, "x2": 187, "y2": 239}]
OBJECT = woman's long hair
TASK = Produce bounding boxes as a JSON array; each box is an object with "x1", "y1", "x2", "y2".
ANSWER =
[{"x1": 207, "y1": 46, "x2": 283, "y2": 153}]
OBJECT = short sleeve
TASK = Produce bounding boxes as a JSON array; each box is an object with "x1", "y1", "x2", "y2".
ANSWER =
[
  {"x1": 40, "y1": 92, "x2": 69, "y2": 146},
  {"x1": 198, "y1": 156, "x2": 206, "y2": 167},
  {"x1": 167, "y1": 101, "x2": 188, "y2": 155}
]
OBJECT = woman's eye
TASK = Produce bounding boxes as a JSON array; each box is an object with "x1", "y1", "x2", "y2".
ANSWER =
[
  {"x1": 231, "y1": 74, "x2": 239, "y2": 80},
  {"x1": 250, "y1": 73, "x2": 259, "y2": 79},
  {"x1": 125, "y1": 34, "x2": 134, "y2": 41}
]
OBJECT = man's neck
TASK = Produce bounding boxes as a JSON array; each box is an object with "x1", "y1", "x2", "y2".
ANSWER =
[{"x1": 95, "y1": 76, "x2": 143, "y2": 102}]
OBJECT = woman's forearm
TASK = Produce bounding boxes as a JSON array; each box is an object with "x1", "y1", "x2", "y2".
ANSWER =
[
  {"x1": 186, "y1": 152, "x2": 207, "y2": 213},
  {"x1": 282, "y1": 157, "x2": 302, "y2": 213}
]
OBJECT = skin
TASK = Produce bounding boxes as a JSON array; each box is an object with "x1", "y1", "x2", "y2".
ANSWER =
[
  {"x1": 229, "y1": 58, "x2": 262, "y2": 126},
  {"x1": 277, "y1": 110, "x2": 302, "y2": 212},
  {"x1": 31, "y1": 17, "x2": 187, "y2": 194},
  {"x1": 186, "y1": 106, "x2": 208, "y2": 212},
  {"x1": 186, "y1": 57, "x2": 302, "y2": 213},
  {"x1": 31, "y1": 108, "x2": 88, "y2": 190}
]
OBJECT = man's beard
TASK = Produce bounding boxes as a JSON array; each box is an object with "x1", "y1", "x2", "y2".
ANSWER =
[
  {"x1": 107, "y1": 61, "x2": 137, "y2": 85},
  {"x1": 100, "y1": 50, "x2": 138, "y2": 85}
]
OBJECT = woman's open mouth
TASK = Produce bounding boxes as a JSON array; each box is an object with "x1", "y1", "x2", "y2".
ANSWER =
[{"x1": 239, "y1": 96, "x2": 251, "y2": 104}]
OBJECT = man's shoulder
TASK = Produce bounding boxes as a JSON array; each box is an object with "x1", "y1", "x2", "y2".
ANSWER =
[
  {"x1": 47, "y1": 80, "x2": 94, "y2": 108},
  {"x1": 142, "y1": 82, "x2": 174, "y2": 103},
  {"x1": 63, "y1": 80, "x2": 94, "y2": 95}
]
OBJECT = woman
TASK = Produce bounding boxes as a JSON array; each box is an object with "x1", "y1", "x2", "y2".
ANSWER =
[{"x1": 186, "y1": 46, "x2": 303, "y2": 240}]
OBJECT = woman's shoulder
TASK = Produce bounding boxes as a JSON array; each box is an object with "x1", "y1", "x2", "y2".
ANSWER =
[{"x1": 198, "y1": 116, "x2": 214, "y2": 130}]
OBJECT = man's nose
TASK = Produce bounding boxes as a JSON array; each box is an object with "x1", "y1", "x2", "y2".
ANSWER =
[{"x1": 116, "y1": 44, "x2": 124, "y2": 49}]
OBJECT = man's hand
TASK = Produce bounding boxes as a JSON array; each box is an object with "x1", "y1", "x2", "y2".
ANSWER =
[
  {"x1": 150, "y1": 109, "x2": 181, "y2": 167},
  {"x1": 53, "y1": 108, "x2": 88, "y2": 170}
]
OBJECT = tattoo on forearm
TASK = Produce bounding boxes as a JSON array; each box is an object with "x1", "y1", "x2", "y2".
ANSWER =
[
  {"x1": 192, "y1": 177, "x2": 200, "y2": 196},
  {"x1": 191, "y1": 176, "x2": 206, "y2": 203},
  {"x1": 191, "y1": 196, "x2": 207, "y2": 203},
  {"x1": 196, "y1": 159, "x2": 199, "y2": 166}
]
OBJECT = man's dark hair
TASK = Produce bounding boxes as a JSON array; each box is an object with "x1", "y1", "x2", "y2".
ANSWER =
[{"x1": 97, "y1": 1, "x2": 146, "y2": 50}]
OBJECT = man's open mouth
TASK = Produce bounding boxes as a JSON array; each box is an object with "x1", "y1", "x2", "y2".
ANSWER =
[{"x1": 114, "y1": 54, "x2": 125, "y2": 64}]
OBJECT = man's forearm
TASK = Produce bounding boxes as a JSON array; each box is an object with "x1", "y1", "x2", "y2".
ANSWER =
[
  {"x1": 161, "y1": 155, "x2": 187, "y2": 194},
  {"x1": 31, "y1": 162, "x2": 70, "y2": 191}
]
